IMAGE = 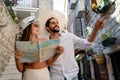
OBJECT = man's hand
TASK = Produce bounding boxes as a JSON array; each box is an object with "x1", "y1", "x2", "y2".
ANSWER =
[
  {"x1": 56, "y1": 45, "x2": 64, "y2": 55},
  {"x1": 88, "y1": 16, "x2": 108, "y2": 42},
  {"x1": 94, "y1": 16, "x2": 108, "y2": 31},
  {"x1": 46, "y1": 45, "x2": 64, "y2": 66}
]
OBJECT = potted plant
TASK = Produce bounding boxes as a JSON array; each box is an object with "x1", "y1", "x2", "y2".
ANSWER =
[
  {"x1": 101, "y1": 30, "x2": 117, "y2": 47},
  {"x1": 95, "y1": 54, "x2": 105, "y2": 65},
  {"x1": 91, "y1": 0, "x2": 110, "y2": 13},
  {"x1": 86, "y1": 48, "x2": 105, "y2": 65},
  {"x1": 86, "y1": 48, "x2": 94, "y2": 60}
]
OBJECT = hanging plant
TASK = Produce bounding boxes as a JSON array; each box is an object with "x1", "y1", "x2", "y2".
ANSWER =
[
  {"x1": 101, "y1": 30, "x2": 117, "y2": 47},
  {"x1": 91, "y1": 0, "x2": 110, "y2": 13},
  {"x1": 3, "y1": 0, "x2": 18, "y2": 23}
]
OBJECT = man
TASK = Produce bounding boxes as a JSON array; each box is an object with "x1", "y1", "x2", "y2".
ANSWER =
[{"x1": 40, "y1": 10, "x2": 107, "y2": 80}]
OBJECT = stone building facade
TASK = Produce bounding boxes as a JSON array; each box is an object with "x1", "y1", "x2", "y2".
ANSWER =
[
  {"x1": 0, "y1": 0, "x2": 18, "y2": 76},
  {"x1": 67, "y1": 0, "x2": 120, "y2": 80},
  {"x1": 0, "y1": 0, "x2": 53, "y2": 77},
  {"x1": 39, "y1": 0, "x2": 53, "y2": 10},
  {"x1": 86, "y1": 0, "x2": 120, "y2": 80}
]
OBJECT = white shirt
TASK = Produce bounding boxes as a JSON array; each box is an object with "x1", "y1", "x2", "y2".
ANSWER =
[{"x1": 50, "y1": 33, "x2": 93, "y2": 80}]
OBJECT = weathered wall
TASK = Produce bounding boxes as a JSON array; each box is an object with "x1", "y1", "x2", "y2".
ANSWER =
[
  {"x1": 85, "y1": 1, "x2": 120, "y2": 80},
  {"x1": 0, "y1": 0, "x2": 18, "y2": 76},
  {"x1": 86, "y1": 1, "x2": 120, "y2": 53},
  {"x1": 39, "y1": 0, "x2": 53, "y2": 11},
  {"x1": 67, "y1": 0, "x2": 120, "y2": 80}
]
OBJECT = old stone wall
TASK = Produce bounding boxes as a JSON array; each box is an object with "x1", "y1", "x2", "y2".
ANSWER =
[
  {"x1": 39, "y1": 0, "x2": 53, "y2": 11},
  {"x1": 86, "y1": 1, "x2": 120, "y2": 79},
  {"x1": 86, "y1": 1, "x2": 120, "y2": 53},
  {"x1": 0, "y1": 0, "x2": 18, "y2": 76}
]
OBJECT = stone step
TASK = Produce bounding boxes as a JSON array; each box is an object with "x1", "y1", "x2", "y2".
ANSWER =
[
  {"x1": 9, "y1": 58, "x2": 15, "y2": 62},
  {"x1": 2, "y1": 69, "x2": 20, "y2": 74},
  {"x1": 0, "y1": 73, "x2": 22, "y2": 80},
  {"x1": 4, "y1": 65, "x2": 16, "y2": 70},
  {"x1": 7, "y1": 61, "x2": 15, "y2": 65},
  {"x1": 6, "y1": 63, "x2": 16, "y2": 68},
  {"x1": 0, "y1": 55, "x2": 22, "y2": 80},
  {"x1": 10, "y1": 56, "x2": 15, "y2": 59},
  {"x1": 9, "y1": 56, "x2": 15, "y2": 59},
  {"x1": 0, "y1": 78, "x2": 21, "y2": 80}
]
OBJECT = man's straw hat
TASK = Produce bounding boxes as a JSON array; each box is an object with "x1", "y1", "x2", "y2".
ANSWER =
[{"x1": 38, "y1": 10, "x2": 66, "y2": 38}]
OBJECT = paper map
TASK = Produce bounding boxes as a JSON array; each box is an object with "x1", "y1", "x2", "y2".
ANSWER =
[{"x1": 16, "y1": 39, "x2": 60, "y2": 63}]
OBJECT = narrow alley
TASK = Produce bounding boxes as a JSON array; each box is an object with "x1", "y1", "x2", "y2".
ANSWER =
[{"x1": 0, "y1": 0, "x2": 120, "y2": 80}]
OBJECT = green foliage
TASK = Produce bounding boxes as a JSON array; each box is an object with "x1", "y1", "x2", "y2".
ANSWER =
[
  {"x1": 4, "y1": 0, "x2": 16, "y2": 7},
  {"x1": 75, "y1": 54, "x2": 81, "y2": 62},
  {"x1": 101, "y1": 33, "x2": 108, "y2": 41},
  {"x1": 91, "y1": 0, "x2": 110, "y2": 13},
  {"x1": 101, "y1": 30, "x2": 113, "y2": 41},
  {"x1": 101, "y1": 30, "x2": 117, "y2": 47},
  {"x1": 97, "y1": 0, "x2": 110, "y2": 13},
  {"x1": 86, "y1": 48, "x2": 93, "y2": 54},
  {"x1": 81, "y1": 72, "x2": 94, "y2": 80},
  {"x1": 4, "y1": 0, "x2": 18, "y2": 23}
]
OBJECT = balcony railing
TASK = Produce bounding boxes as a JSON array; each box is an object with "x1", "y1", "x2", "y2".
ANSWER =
[
  {"x1": 75, "y1": 0, "x2": 85, "y2": 18},
  {"x1": 69, "y1": 0, "x2": 77, "y2": 9},
  {"x1": 14, "y1": 0, "x2": 39, "y2": 8}
]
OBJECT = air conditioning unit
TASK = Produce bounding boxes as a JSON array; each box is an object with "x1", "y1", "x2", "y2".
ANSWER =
[
  {"x1": 75, "y1": 0, "x2": 85, "y2": 18},
  {"x1": 70, "y1": 0, "x2": 77, "y2": 9}
]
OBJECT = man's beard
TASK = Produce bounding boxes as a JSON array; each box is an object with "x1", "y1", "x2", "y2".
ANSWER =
[{"x1": 50, "y1": 26, "x2": 60, "y2": 33}]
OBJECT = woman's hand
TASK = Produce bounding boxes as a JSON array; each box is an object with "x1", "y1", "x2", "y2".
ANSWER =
[
  {"x1": 14, "y1": 49, "x2": 24, "y2": 72},
  {"x1": 56, "y1": 45, "x2": 64, "y2": 55},
  {"x1": 14, "y1": 49, "x2": 24, "y2": 60}
]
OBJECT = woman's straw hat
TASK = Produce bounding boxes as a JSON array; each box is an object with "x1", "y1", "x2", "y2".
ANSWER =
[
  {"x1": 38, "y1": 10, "x2": 66, "y2": 38},
  {"x1": 21, "y1": 16, "x2": 38, "y2": 31}
]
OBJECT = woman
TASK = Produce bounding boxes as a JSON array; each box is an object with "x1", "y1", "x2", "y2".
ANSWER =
[{"x1": 14, "y1": 16, "x2": 64, "y2": 80}]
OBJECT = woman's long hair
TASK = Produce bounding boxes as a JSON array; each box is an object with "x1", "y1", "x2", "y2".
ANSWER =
[{"x1": 20, "y1": 24, "x2": 32, "y2": 41}]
